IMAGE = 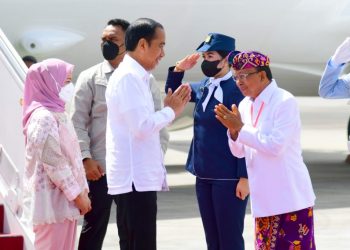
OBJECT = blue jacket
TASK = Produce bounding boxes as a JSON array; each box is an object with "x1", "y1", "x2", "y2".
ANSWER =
[{"x1": 165, "y1": 67, "x2": 247, "y2": 180}]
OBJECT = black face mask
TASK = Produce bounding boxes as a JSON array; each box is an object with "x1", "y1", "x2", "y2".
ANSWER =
[
  {"x1": 101, "y1": 41, "x2": 120, "y2": 61},
  {"x1": 201, "y1": 60, "x2": 222, "y2": 77}
]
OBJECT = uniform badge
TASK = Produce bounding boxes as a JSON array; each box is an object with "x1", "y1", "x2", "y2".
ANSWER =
[{"x1": 205, "y1": 34, "x2": 212, "y2": 44}]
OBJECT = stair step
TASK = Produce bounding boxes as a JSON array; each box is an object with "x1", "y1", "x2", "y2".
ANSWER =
[
  {"x1": 0, "y1": 205, "x2": 24, "y2": 249},
  {"x1": 0, "y1": 204, "x2": 3, "y2": 234},
  {"x1": 0, "y1": 234, "x2": 24, "y2": 250}
]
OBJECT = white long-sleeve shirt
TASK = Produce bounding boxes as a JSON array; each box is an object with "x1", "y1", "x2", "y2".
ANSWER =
[
  {"x1": 228, "y1": 80, "x2": 315, "y2": 218},
  {"x1": 105, "y1": 54, "x2": 175, "y2": 195},
  {"x1": 319, "y1": 58, "x2": 350, "y2": 98}
]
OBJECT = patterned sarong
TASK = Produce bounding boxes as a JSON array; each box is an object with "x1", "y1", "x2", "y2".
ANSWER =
[{"x1": 255, "y1": 207, "x2": 316, "y2": 250}]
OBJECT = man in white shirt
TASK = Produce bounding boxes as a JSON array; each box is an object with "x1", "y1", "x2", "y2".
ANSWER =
[
  {"x1": 214, "y1": 51, "x2": 316, "y2": 250},
  {"x1": 105, "y1": 18, "x2": 190, "y2": 250},
  {"x1": 70, "y1": 19, "x2": 170, "y2": 250}
]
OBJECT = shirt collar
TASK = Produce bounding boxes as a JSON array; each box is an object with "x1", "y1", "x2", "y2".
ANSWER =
[
  {"x1": 208, "y1": 70, "x2": 232, "y2": 86},
  {"x1": 252, "y1": 79, "x2": 277, "y2": 104},
  {"x1": 102, "y1": 60, "x2": 115, "y2": 74},
  {"x1": 123, "y1": 54, "x2": 151, "y2": 84}
]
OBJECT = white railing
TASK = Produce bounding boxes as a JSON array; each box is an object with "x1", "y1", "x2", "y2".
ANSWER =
[
  {"x1": 0, "y1": 28, "x2": 26, "y2": 86},
  {"x1": 0, "y1": 28, "x2": 34, "y2": 250},
  {"x1": 0, "y1": 145, "x2": 21, "y2": 214}
]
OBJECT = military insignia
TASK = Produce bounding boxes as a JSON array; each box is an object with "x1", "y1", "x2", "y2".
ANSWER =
[{"x1": 205, "y1": 34, "x2": 212, "y2": 43}]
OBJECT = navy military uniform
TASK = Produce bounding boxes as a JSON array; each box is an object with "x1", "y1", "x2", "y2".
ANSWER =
[{"x1": 165, "y1": 33, "x2": 248, "y2": 250}]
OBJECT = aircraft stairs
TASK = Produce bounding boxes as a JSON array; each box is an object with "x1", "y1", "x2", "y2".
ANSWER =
[
  {"x1": 0, "y1": 28, "x2": 34, "y2": 250},
  {"x1": 0, "y1": 204, "x2": 24, "y2": 249}
]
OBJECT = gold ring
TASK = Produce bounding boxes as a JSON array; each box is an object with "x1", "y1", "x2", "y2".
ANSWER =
[{"x1": 223, "y1": 115, "x2": 227, "y2": 120}]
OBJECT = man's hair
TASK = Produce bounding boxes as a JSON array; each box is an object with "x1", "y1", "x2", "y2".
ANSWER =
[
  {"x1": 107, "y1": 19, "x2": 130, "y2": 32},
  {"x1": 257, "y1": 66, "x2": 273, "y2": 80},
  {"x1": 22, "y1": 55, "x2": 37, "y2": 64},
  {"x1": 125, "y1": 18, "x2": 163, "y2": 52}
]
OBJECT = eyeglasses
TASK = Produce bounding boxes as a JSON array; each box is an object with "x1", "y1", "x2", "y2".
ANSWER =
[{"x1": 233, "y1": 71, "x2": 260, "y2": 81}]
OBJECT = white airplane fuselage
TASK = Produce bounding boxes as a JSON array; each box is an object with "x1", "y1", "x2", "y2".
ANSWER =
[{"x1": 1, "y1": 0, "x2": 350, "y2": 96}]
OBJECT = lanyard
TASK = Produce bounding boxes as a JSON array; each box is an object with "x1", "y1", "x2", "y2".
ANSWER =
[{"x1": 250, "y1": 102, "x2": 265, "y2": 128}]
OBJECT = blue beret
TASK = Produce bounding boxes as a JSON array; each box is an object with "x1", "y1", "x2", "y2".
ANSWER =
[{"x1": 196, "y1": 33, "x2": 236, "y2": 52}]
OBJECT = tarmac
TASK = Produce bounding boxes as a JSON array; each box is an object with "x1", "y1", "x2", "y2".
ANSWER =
[{"x1": 77, "y1": 97, "x2": 350, "y2": 250}]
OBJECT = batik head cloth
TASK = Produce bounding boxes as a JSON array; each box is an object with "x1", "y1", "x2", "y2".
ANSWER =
[{"x1": 232, "y1": 51, "x2": 270, "y2": 70}]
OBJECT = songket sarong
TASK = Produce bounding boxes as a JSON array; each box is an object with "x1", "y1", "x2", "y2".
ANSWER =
[{"x1": 255, "y1": 207, "x2": 316, "y2": 250}]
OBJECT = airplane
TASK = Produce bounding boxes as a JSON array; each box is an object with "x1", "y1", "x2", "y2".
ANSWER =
[
  {"x1": 2, "y1": 0, "x2": 350, "y2": 96},
  {"x1": 1, "y1": 0, "x2": 350, "y2": 249}
]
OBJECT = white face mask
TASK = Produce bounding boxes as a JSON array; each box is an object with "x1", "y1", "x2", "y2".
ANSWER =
[{"x1": 59, "y1": 82, "x2": 75, "y2": 103}]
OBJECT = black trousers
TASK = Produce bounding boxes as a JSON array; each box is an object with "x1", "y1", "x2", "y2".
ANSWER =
[
  {"x1": 78, "y1": 176, "x2": 125, "y2": 250},
  {"x1": 115, "y1": 187, "x2": 157, "y2": 250}
]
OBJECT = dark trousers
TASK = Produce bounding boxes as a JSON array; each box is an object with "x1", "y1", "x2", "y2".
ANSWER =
[
  {"x1": 115, "y1": 187, "x2": 157, "y2": 250},
  {"x1": 196, "y1": 178, "x2": 248, "y2": 250},
  {"x1": 78, "y1": 176, "x2": 125, "y2": 250}
]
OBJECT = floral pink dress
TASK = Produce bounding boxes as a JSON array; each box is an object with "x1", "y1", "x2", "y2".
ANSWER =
[{"x1": 22, "y1": 108, "x2": 88, "y2": 226}]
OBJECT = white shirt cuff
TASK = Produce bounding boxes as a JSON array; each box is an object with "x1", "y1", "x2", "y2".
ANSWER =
[{"x1": 162, "y1": 106, "x2": 176, "y2": 123}]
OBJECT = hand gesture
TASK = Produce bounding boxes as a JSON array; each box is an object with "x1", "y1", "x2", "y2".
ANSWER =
[
  {"x1": 332, "y1": 37, "x2": 350, "y2": 65},
  {"x1": 74, "y1": 190, "x2": 91, "y2": 215},
  {"x1": 236, "y1": 178, "x2": 249, "y2": 200},
  {"x1": 83, "y1": 158, "x2": 105, "y2": 181},
  {"x1": 214, "y1": 103, "x2": 243, "y2": 133},
  {"x1": 164, "y1": 84, "x2": 191, "y2": 117},
  {"x1": 174, "y1": 53, "x2": 201, "y2": 72}
]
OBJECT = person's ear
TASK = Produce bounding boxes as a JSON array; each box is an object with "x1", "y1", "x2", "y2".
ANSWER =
[
  {"x1": 137, "y1": 38, "x2": 147, "y2": 52},
  {"x1": 259, "y1": 70, "x2": 267, "y2": 81},
  {"x1": 218, "y1": 57, "x2": 227, "y2": 68}
]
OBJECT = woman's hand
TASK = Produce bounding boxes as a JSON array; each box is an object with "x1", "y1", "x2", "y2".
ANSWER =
[
  {"x1": 174, "y1": 53, "x2": 201, "y2": 72},
  {"x1": 74, "y1": 190, "x2": 91, "y2": 215},
  {"x1": 236, "y1": 178, "x2": 249, "y2": 200}
]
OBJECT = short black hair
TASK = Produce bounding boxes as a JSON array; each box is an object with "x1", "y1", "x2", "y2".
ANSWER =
[
  {"x1": 257, "y1": 66, "x2": 273, "y2": 81},
  {"x1": 125, "y1": 18, "x2": 163, "y2": 52},
  {"x1": 22, "y1": 55, "x2": 37, "y2": 63},
  {"x1": 217, "y1": 50, "x2": 233, "y2": 66},
  {"x1": 107, "y1": 19, "x2": 130, "y2": 32},
  {"x1": 217, "y1": 50, "x2": 230, "y2": 59}
]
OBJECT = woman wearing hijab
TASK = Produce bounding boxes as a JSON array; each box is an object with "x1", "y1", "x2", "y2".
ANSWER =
[
  {"x1": 22, "y1": 58, "x2": 91, "y2": 250},
  {"x1": 165, "y1": 33, "x2": 248, "y2": 250}
]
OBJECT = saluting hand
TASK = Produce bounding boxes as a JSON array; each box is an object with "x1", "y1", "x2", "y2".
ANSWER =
[
  {"x1": 332, "y1": 37, "x2": 350, "y2": 65},
  {"x1": 174, "y1": 53, "x2": 201, "y2": 72}
]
